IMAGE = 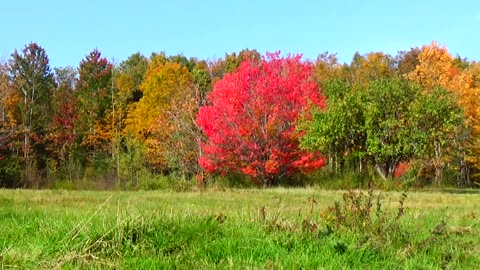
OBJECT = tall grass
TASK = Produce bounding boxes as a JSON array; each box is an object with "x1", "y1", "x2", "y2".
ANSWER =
[{"x1": 1, "y1": 188, "x2": 479, "y2": 269}]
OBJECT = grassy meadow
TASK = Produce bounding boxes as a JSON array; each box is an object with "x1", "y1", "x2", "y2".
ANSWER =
[{"x1": 0, "y1": 188, "x2": 479, "y2": 269}]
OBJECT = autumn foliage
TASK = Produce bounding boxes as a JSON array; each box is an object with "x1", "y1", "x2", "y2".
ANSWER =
[
  {"x1": 196, "y1": 52, "x2": 326, "y2": 185},
  {"x1": 2, "y1": 41, "x2": 480, "y2": 189},
  {"x1": 408, "y1": 42, "x2": 480, "y2": 184}
]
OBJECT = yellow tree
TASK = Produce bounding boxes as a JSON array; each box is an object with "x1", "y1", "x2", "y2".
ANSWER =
[
  {"x1": 312, "y1": 51, "x2": 343, "y2": 88},
  {"x1": 407, "y1": 41, "x2": 480, "y2": 185},
  {"x1": 125, "y1": 61, "x2": 193, "y2": 172},
  {"x1": 464, "y1": 62, "x2": 480, "y2": 181},
  {"x1": 349, "y1": 52, "x2": 394, "y2": 88},
  {"x1": 469, "y1": 61, "x2": 480, "y2": 88},
  {"x1": 407, "y1": 42, "x2": 460, "y2": 90}
]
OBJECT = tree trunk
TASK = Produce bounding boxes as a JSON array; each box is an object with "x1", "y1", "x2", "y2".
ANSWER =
[
  {"x1": 375, "y1": 158, "x2": 400, "y2": 181},
  {"x1": 433, "y1": 141, "x2": 443, "y2": 185},
  {"x1": 359, "y1": 157, "x2": 362, "y2": 173},
  {"x1": 374, "y1": 163, "x2": 387, "y2": 181}
]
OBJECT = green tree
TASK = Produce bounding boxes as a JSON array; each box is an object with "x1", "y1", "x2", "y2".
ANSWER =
[
  {"x1": 8, "y1": 42, "x2": 55, "y2": 187},
  {"x1": 301, "y1": 76, "x2": 464, "y2": 181},
  {"x1": 208, "y1": 49, "x2": 261, "y2": 84},
  {"x1": 299, "y1": 79, "x2": 365, "y2": 173},
  {"x1": 115, "y1": 52, "x2": 148, "y2": 105},
  {"x1": 408, "y1": 87, "x2": 464, "y2": 184},
  {"x1": 192, "y1": 63, "x2": 212, "y2": 96},
  {"x1": 167, "y1": 54, "x2": 196, "y2": 72},
  {"x1": 75, "y1": 49, "x2": 113, "y2": 164},
  {"x1": 300, "y1": 77, "x2": 418, "y2": 179},
  {"x1": 362, "y1": 78, "x2": 419, "y2": 179}
]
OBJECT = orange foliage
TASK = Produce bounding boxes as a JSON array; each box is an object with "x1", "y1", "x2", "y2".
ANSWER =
[{"x1": 408, "y1": 41, "x2": 480, "y2": 182}]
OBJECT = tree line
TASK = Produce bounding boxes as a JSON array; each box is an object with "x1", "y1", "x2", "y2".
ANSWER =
[{"x1": 0, "y1": 42, "x2": 479, "y2": 188}]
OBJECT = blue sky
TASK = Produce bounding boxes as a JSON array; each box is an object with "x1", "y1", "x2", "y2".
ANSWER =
[{"x1": 1, "y1": 0, "x2": 479, "y2": 67}]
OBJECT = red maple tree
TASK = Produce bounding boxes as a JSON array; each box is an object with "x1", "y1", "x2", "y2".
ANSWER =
[{"x1": 196, "y1": 52, "x2": 326, "y2": 185}]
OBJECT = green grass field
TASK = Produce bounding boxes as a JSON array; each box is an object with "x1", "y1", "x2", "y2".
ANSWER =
[{"x1": 1, "y1": 188, "x2": 479, "y2": 269}]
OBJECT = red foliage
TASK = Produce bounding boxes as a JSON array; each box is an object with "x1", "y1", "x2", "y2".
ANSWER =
[
  {"x1": 45, "y1": 99, "x2": 77, "y2": 165},
  {"x1": 52, "y1": 100, "x2": 77, "y2": 145},
  {"x1": 196, "y1": 52, "x2": 326, "y2": 185},
  {"x1": 394, "y1": 162, "x2": 411, "y2": 178}
]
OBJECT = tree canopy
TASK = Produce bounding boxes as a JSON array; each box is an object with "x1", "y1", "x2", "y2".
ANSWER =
[{"x1": 1, "y1": 42, "x2": 479, "y2": 188}]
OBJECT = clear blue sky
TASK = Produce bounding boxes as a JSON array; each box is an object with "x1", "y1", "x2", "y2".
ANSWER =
[{"x1": 1, "y1": 0, "x2": 479, "y2": 68}]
